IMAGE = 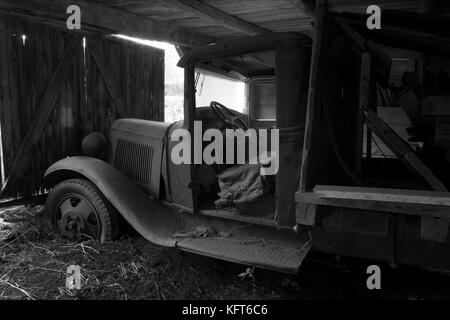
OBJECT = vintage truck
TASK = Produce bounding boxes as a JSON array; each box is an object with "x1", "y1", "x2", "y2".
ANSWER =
[{"x1": 43, "y1": 9, "x2": 450, "y2": 274}]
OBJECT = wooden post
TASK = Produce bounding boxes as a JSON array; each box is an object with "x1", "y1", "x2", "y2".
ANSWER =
[
  {"x1": 356, "y1": 52, "x2": 377, "y2": 172},
  {"x1": 296, "y1": 0, "x2": 328, "y2": 226},
  {"x1": 0, "y1": 18, "x2": 9, "y2": 186},
  {"x1": 355, "y1": 53, "x2": 371, "y2": 176},
  {"x1": 276, "y1": 40, "x2": 310, "y2": 227},
  {"x1": 417, "y1": 0, "x2": 435, "y2": 82},
  {"x1": 416, "y1": 0, "x2": 448, "y2": 242},
  {"x1": 299, "y1": 1, "x2": 328, "y2": 193}
]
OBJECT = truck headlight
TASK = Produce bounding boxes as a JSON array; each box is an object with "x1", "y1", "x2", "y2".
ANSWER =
[{"x1": 82, "y1": 132, "x2": 108, "y2": 159}]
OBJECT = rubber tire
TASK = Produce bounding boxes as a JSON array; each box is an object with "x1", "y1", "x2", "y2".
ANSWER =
[{"x1": 45, "y1": 178, "x2": 120, "y2": 242}]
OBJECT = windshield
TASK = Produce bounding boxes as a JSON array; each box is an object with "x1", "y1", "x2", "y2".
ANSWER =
[{"x1": 195, "y1": 69, "x2": 246, "y2": 113}]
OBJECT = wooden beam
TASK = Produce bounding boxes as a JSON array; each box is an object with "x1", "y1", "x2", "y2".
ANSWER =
[
  {"x1": 364, "y1": 109, "x2": 447, "y2": 192},
  {"x1": 175, "y1": 45, "x2": 190, "y2": 59},
  {"x1": 357, "y1": 51, "x2": 448, "y2": 242},
  {"x1": 0, "y1": 35, "x2": 81, "y2": 197},
  {"x1": 88, "y1": 41, "x2": 127, "y2": 118},
  {"x1": 296, "y1": 191, "x2": 450, "y2": 220},
  {"x1": 300, "y1": 185, "x2": 450, "y2": 243},
  {"x1": 159, "y1": 0, "x2": 271, "y2": 35},
  {"x1": 313, "y1": 185, "x2": 450, "y2": 205},
  {"x1": 0, "y1": 0, "x2": 216, "y2": 47}
]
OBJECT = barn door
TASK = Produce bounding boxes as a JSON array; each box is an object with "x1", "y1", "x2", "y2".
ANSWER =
[{"x1": 0, "y1": 17, "x2": 164, "y2": 198}]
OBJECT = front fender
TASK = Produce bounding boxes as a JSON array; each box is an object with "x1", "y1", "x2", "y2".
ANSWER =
[{"x1": 45, "y1": 157, "x2": 181, "y2": 247}]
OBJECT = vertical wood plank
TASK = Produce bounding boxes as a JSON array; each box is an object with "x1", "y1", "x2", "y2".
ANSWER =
[
  {"x1": 0, "y1": 34, "x2": 80, "y2": 197},
  {"x1": 0, "y1": 18, "x2": 165, "y2": 197}
]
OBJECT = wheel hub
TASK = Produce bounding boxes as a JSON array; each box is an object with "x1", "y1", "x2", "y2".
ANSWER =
[
  {"x1": 61, "y1": 212, "x2": 86, "y2": 239},
  {"x1": 55, "y1": 196, "x2": 100, "y2": 240}
]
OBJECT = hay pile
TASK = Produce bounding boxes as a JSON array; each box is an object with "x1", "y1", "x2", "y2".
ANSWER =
[
  {"x1": 3, "y1": 204, "x2": 448, "y2": 300},
  {"x1": 0, "y1": 205, "x2": 293, "y2": 300}
]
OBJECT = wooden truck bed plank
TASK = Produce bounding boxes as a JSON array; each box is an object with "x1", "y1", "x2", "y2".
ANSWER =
[{"x1": 313, "y1": 185, "x2": 450, "y2": 207}]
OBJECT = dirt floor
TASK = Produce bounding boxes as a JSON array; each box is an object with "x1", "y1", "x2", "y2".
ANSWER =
[{"x1": 1, "y1": 204, "x2": 450, "y2": 300}]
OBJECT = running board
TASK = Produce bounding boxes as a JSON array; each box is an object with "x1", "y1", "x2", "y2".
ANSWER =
[{"x1": 176, "y1": 237, "x2": 311, "y2": 274}]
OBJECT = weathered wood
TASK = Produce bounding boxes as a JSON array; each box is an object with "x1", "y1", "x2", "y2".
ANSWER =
[
  {"x1": 355, "y1": 52, "x2": 371, "y2": 176},
  {"x1": 338, "y1": 21, "x2": 391, "y2": 87},
  {"x1": 365, "y1": 67, "x2": 377, "y2": 160},
  {"x1": 356, "y1": 50, "x2": 448, "y2": 241},
  {"x1": 364, "y1": 109, "x2": 447, "y2": 191},
  {"x1": 301, "y1": 184, "x2": 450, "y2": 242},
  {"x1": 295, "y1": 202, "x2": 317, "y2": 225},
  {"x1": 89, "y1": 41, "x2": 127, "y2": 118},
  {"x1": 296, "y1": 191, "x2": 450, "y2": 220},
  {"x1": 160, "y1": 0, "x2": 271, "y2": 35},
  {"x1": 175, "y1": 46, "x2": 190, "y2": 59},
  {"x1": 0, "y1": 34, "x2": 80, "y2": 197},
  {"x1": 356, "y1": 49, "x2": 445, "y2": 192},
  {"x1": 0, "y1": 0, "x2": 215, "y2": 47},
  {"x1": 0, "y1": 17, "x2": 165, "y2": 198},
  {"x1": 298, "y1": 3, "x2": 328, "y2": 193},
  {"x1": 313, "y1": 185, "x2": 450, "y2": 206}
]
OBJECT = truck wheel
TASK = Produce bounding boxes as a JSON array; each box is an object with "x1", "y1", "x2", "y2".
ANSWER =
[{"x1": 45, "y1": 178, "x2": 120, "y2": 242}]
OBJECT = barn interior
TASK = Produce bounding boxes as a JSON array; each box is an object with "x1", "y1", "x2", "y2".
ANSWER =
[
  {"x1": 3, "y1": 0, "x2": 450, "y2": 302},
  {"x1": 0, "y1": 0, "x2": 449, "y2": 227}
]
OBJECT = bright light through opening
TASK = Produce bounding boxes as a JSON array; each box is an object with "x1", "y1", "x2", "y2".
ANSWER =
[{"x1": 112, "y1": 34, "x2": 184, "y2": 123}]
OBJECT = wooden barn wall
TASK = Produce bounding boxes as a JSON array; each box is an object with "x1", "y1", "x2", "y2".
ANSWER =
[{"x1": 0, "y1": 16, "x2": 164, "y2": 197}]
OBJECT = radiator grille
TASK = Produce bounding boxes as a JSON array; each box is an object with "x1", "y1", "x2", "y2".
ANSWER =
[{"x1": 114, "y1": 138, "x2": 153, "y2": 186}]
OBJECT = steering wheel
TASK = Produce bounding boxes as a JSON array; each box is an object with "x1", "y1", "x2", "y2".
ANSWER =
[{"x1": 210, "y1": 101, "x2": 248, "y2": 131}]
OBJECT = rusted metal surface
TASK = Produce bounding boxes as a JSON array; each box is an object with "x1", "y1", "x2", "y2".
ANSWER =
[
  {"x1": 109, "y1": 119, "x2": 171, "y2": 197},
  {"x1": 177, "y1": 236, "x2": 311, "y2": 274}
]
